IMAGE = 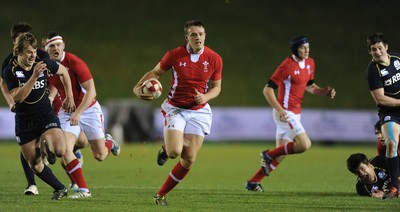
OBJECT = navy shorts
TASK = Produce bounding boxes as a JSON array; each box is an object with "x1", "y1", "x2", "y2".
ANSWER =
[{"x1": 15, "y1": 111, "x2": 61, "y2": 146}]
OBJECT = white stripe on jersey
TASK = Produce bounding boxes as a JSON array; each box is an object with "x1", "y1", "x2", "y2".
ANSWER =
[{"x1": 283, "y1": 76, "x2": 291, "y2": 109}]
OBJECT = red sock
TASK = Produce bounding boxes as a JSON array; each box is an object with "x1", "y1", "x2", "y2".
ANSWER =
[
  {"x1": 266, "y1": 142, "x2": 295, "y2": 159},
  {"x1": 65, "y1": 159, "x2": 89, "y2": 191},
  {"x1": 105, "y1": 139, "x2": 112, "y2": 155},
  {"x1": 158, "y1": 162, "x2": 190, "y2": 196},
  {"x1": 249, "y1": 160, "x2": 280, "y2": 182},
  {"x1": 61, "y1": 163, "x2": 75, "y2": 184}
]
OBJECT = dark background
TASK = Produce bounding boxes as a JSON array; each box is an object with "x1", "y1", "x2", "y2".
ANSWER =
[{"x1": 1, "y1": 0, "x2": 400, "y2": 109}]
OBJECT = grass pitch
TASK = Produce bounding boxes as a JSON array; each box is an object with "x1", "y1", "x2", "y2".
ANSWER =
[{"x1": 0, "y1": 141, "x2": 398, "y2": 211}]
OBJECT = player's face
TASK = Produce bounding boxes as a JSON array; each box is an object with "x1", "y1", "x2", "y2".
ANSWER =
[
  {"x1": 375, "y1": 129, "x2": 385, "y2": 143},
  {"x1": 18, "y1": 45, "x2": 37, "y2": 69},
  {"x1": 369, "y1": 42, "x2": 388, "y2": 64},
  {"x1": 355, "y1": 163, "x2": 375, "y2": 184},
  {"x1": 47, "y1": 42, "x2": 65, "y2": 62},
  {"x1": 297, "y1": 43, "x2": 310, "y2": 60},
  {"x1": 186, "y1": 26, "x2": 206, "y2": 54}
]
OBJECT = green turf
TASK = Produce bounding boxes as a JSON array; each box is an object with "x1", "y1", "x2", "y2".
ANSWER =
[{"x1": 0, "y1": 142, "x2": 398, "y2": 211}]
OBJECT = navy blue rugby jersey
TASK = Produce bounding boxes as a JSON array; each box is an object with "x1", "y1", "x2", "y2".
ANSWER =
[
  {"x1": 3, "y1": 58, "x2": 59, "y2": 119},
  {"x1": 366, "y1": 53, "x2": 400, "y2": 112},
  {"x1": 355, "y1": 155, "x2": 390, "y2": 196},
  {"x1": 1, "y1": 49, "x2": 49, "y2": 78}
]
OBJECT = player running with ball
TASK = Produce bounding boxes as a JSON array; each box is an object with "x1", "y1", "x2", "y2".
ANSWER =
[{"x1": 133, "y1": 20, "x2": 223, "y2": 206}]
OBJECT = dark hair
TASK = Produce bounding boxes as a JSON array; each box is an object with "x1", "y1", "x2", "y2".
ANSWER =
[
  {"x1": 374, "y1": 120, "x2": 381, "y2": 132},
  {"x1": 13, "y1": 32, "x2": 37, "y2": 56},
  {"x1": 44, "y1": 31, "x2": 61, "y2": 40},
  {"x1": 347, "y1": 153, "x2": 369, "y2": 174},
  {"x1": 366, "y1": 32, "x2": 387, "y2": 51},
  {"x1": 290, "y1": 35, "x2": 309, "y2": 57},
  {"x1": 184, "y1": 20, "x2": 205, "y2": 35},
  {"x1": 11, "y1": 22, "x2": 32, "y2": 42}
]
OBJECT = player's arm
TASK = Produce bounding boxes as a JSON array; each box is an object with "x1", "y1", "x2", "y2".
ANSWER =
[
  {"x1": 263, "y1": 84, "x2": 288, "y2": 123},
  {"x1": 56, "y1": 64, "x2": 75, "y2": 113},
  {"x1": 68, "y1": 79, "x2": 96, "y2": 126},
  {"x1": 0, "y1": 78, "x2": 15, "y2": 111},
  {"x1": 133, "y1": 62, "x2": 166, "y2": 100},
  {"x1": 194, "y1": 79, "x2": 221, "y2": 105},
  {"x1": 48, "y1": 85, "x2": 58, "y2": 104},
  {"x1": 10, "y1": 61, "x2": 47, "y2": 103},
  {"x1": 306, "y1": 83, "x2": 336, "y2": 99},
  {"x1": 370, "y1": 88, "x2": 400, "y2": 107}
]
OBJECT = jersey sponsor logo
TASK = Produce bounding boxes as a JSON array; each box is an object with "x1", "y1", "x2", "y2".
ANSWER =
[
  {"x1": 203, "y1": 61, "x2": 209, "y2": 72},
  {"x1": 16, "y1": 71, "x2": 24, "y2": 78},
  {"x1": 20, "y1": 79, "x2": 45, "y2": 90},
  {"x1": 45, "y1": 122, "x2": 58, "y2": 129},
  {"x1": 179, "y1": 62, "x2": 186, "y2": 67},
  {"x1": 380, "y1": 69, "x2": 389, "y2": 76},
  {"x1": 294, "y1": 70, "x2": 300, "y2": 75},
  {"x1": 383, "y1": 72, "x2": 400, "y2": 86},
  {"x1": 394, "y1": 60, "x2": 400, "y2": 70}
]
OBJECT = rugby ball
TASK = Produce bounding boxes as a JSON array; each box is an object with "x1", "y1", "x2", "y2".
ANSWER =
[{"x1": 142, "y1": 78, "x2": 163, "y2": 99}]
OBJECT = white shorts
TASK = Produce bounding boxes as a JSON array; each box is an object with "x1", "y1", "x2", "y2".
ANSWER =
[
  {"x1": 161, "y1": 100, "x2": 212, "y2": 136},
  {"x1": 272, "y1": 109, "x2": 305, "y2": 141},
  {"x1": 59, "y1": 101, "x2": 105, "y2": 140}
]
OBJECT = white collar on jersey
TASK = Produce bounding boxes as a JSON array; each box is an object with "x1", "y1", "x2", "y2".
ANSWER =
[
  {"x1": 292, "y1": 54, "x2": 306, "y2": 69},
  {"x1": 186, "y1": 44, "x2": 204, "y2": 62},
  {"x1": 60, "y1": 51, "x2": 66, "y2": 63}
]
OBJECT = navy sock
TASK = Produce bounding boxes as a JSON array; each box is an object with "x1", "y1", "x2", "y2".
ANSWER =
[
  {"x1": 387, "y1": 157, "x2": 399, "y2": 189},
  {"x1": 20, "y1": 152, "x2": 36, "y2": 187},
  {"x1": 36, "y1": 165, "x2": 64, "y2": 190}
]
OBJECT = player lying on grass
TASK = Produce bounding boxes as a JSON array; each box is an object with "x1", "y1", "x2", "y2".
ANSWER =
[{"x1": 347, "y1": 153, "x2": 400, "y2": 199}]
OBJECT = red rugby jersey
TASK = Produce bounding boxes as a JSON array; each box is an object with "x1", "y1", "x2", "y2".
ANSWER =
[
  {"x1": 270, "y1": 56, "x2": 315, "y2": 114},
  {"x1": 160, "y1": 45, "x2": 223, "y2": 110},
  {"x1": 48, "y1": 52, "x2": 96, "y2": 108}
]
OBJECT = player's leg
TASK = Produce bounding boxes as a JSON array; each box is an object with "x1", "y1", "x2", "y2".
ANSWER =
[
  {"x1": 246, "y1": 137, "x2": 289, "y2": 192},
  {"x1": 53, "y1": 129, "x2": 90, "y2": 198},
  {"x1": 154, "y1": 105, "x2": 210, "y2": 205},
  {"x1": 20, "y1": 138, "x2": 67, "y2": 200},
  {"x1": 260, "y1": 110, "x2": 309, "y2": 176},
  {"x1": 381, "y1": 121, "x2": 400, "y2": 199},
  {"x1": 21, "y1": 147, "x2": 38, "y2": 195},
  {"x1": 83, "y1": 103, "x2": 120, "y2": 161},
  {"x1": 74, "y1": 131, "x2": 88, "y2": 161}
]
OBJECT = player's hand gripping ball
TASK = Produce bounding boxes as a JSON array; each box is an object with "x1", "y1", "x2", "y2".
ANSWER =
[{"x1": 142, "y1": 78, "x2": 163, "y2": 99}]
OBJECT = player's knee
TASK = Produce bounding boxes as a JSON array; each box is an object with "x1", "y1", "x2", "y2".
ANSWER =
[
  {"x1": 167, "y1": 149, "x2": 182, "y2": 159},
  {"x1": 295, "y1": 141, "x2": 311, "y2": 153},
  {"x1": 53, "y1": 147, "x2": 65, "y2": 157},
  {"x1": 93, "y1": 153, "x2": 106, "y2": 161}
]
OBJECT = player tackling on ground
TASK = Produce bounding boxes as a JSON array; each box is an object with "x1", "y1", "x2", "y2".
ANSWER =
[
  {"x1": 133, "y1": 20, "x2": 223, "y2": 206},
  {"x1": 245, "y1": 36, "x2": 336, "y2": 192}
]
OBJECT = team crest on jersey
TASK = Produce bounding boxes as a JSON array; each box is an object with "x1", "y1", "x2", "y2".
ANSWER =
[
  {"x1": 380, "y1": 69, "x2": 389, "y2": 76},
  {"x1": 15, "y1": 71, "x2": 24, "y2": 78},
  {"x1": 394, "y1": 60, "x2": 400, "y2": 70},
  {"x1": 378, "y1": 171, "x2": 387, "y2": 179},
  {"x1": 384, "y1": 116, "x2": 391, "y2": 122},
  {"x1": 203, "y1": 61, "x2": 209, "y2": 72}
]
